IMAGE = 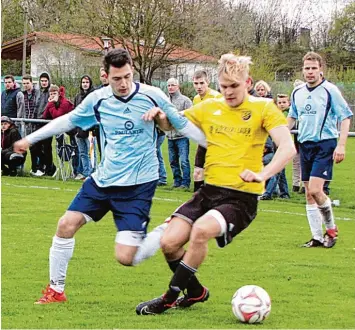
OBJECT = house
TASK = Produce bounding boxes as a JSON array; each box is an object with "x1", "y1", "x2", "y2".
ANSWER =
[{"x1": 1, "y1": 32, "x2": 218, "y2": 83}]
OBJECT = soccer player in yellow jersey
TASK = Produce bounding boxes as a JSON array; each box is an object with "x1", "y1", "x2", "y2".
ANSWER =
[
  {"x1": 136, "y1": 54, "x2": 296, "y2": 315},
  {"x1": 192, "y1": 70, "x2": 223, "y2": 191}
]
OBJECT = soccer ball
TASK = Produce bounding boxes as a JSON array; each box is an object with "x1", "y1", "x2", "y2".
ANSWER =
[{"x1": 231, "y1": 285, "x2": 271, "y2": 324}]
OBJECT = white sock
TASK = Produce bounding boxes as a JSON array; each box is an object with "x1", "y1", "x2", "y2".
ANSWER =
[
  {"x1": 306, "y1": 204, "x2": 324, "y2": 242},
  {"x1": 49, "y1": 235, "x2": 75, "y2": 293},
  {"x1": 318, "y1": 198, "x2": 335, "y2": 230},
  {"x1": 132, "y1": 223, "x2": 167, "y2": 266}
]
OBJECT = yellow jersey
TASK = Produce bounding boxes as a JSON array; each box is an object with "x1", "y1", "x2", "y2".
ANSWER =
[
  {"x1": 184, "y1": 95, "x2": 288, "y2": 194},
  {"x1": 193, "y1": 88, "x2": 223, "y2": 105}
]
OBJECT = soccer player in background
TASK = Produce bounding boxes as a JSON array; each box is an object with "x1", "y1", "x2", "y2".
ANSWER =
[
  {"x1": 192, "y1": 70, "x2": 223, "y2": 192},
  {"x1": 14, "y1": 48, "x2": 206, "y2": 304},
  {"x1": 288, "y1": 51, "x2": 353, "y2": 248},
  {"x1": 136, "y1": 53, "x2": 296, "y2": 315}
]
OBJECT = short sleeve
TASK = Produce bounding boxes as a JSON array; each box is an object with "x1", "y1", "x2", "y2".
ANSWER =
[
  {"x1": 68, "y1": 92, "x2": 99, "y2": 130},
  {"x1": 329, "y1": 86, "x2": 353, "y2": 121},
  {"x1": 183, "y1": 102, "x2": 205, "y2": 129},
  {"x1": 288, "y1": 89, "x2": 298, "y2": 119},
  {"x1": 262, "y1": 100, "x2": 288, "y2": 132}
]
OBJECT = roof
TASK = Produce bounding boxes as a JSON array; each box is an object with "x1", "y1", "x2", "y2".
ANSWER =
[{"x1": 1, "y1": 31, "x2": 216, "y2": 63}]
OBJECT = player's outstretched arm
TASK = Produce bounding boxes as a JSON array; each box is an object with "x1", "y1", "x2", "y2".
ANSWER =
[
  {"x1": 13, "y1": 113, "x2": 76, "y2": 154},
  {"x1": 333, "y1": 117, "x2": 351, "y2": 164},
  {"x1": 240, "y1": 126, "x2": 296, "y2": 183}
]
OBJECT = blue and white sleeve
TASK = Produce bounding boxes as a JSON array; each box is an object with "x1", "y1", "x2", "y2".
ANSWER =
[
  {"x1": 68, "y1": 92, "x2": 99, "y2": 130},
  {"x1": 288, "y1": 90, "x2": 298, "y2": 119},
  {"x1": 154, "y1": 89, "x2": 188, "y2": 131},
  {"x1": 330, "y1": 87, "x2": 353, "y2": 121}
]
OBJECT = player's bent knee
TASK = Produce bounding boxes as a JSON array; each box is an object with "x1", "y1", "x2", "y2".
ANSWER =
[
  {"x1": 189, "y1": 225, "x2": 210, "y2": 244},
  {"x1": 160, "y1": 235, "x2": 181, "y2": 255},
  {"x1": 57, "y1": 211, "x2": 86, "y2": 238},
  {"x1": 114, "y1": 244, "x2": 136, "y2": 266},
  {"x1": 115, "y1": 253, "x2": 134, "y2": 266}
]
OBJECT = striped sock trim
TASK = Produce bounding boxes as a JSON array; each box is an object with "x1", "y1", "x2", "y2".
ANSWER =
[{"x1": 180, "y1": 261, "x2": 197, "y2": 273}]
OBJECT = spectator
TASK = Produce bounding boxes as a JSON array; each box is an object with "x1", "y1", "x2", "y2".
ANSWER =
[
  {"x1": 42, "y1": 85, "x2": 74, "y2": 120},
  {"x1": 1, "y1": 75, "x2": 24, "y2": 119},
  {"x1": 247, "y1": 76, "x2": 258, "y2": 96},
  {"x1": 22, "y1": 75, "x2": 41, "y2": 176},
  {"x1": 255, "y1": 80, "x2": 273, "y2": 98},
  {"x1": 166, "y1": 78, "x2": 193, "y2": 189},
  {"x1": 1, "y1": 116, "x2": 26, "y2": 176},
  {"x1": 292, "y1": 79, "x2": 304, "y2": 193},
  {"x1": 35, "y1": 72, "x2": 57, "y2": 177},
  {"x1": 93, "y1": 67, "x2": 110, "y2": 160},
  {"x1": 73, "y1": 75, "x2": 95, "y2": 180},
  {"x1": 42, "y1": 85, "x2": 76, "y2": 176},
  {"x1": 156, "y1": 127, "x2": 168, "y2": 186},
  {"x1": 192, "y1": 70, "x2": 223, "y2": 192}
]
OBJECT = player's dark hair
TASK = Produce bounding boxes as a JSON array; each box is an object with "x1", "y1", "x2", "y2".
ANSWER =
[{"x1": 103, "y1": 48, "x2": 133, "y2": 73}]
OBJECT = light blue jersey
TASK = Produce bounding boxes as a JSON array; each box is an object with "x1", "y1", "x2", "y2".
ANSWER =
[
  {"x1": 288, "y1": 80, "x2": 353, "y2": 143},
  {"x1": 68, "y1": 83, "x2": 188, "y2": 187}
]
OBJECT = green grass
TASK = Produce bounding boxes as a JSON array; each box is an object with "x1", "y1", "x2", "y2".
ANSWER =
[{"x1": 2, "y1": 139, "x2": 355, "y2": 329}]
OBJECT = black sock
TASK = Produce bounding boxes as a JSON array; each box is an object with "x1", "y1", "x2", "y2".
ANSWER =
[
  {"x1": 168, "y1": 257, "x2": 183, "y2": 273},
  {"x1": 194, "y1": 181, "x2": 204, "y2": 192},
  {"x1": 165, "y1": 261, "x2": 196, "y2": 303},
  {"x1": 167, "y1": 256, "x2": 204, "y2": 298}
]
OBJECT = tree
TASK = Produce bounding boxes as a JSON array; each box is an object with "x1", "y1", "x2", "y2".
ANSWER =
[
  {"x1": 83, "y1": 0, "x2": 204, "y2": 84},
  {"x1": 329, "y1": 2, "x2": 355, "y2": 51}
]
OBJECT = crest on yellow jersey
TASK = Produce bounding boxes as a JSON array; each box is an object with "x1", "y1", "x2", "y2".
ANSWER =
[{"x1": 242, "y1": 111, "x2": 251, "y2": 121}]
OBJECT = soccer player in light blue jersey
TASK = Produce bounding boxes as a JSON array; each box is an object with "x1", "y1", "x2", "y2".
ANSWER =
[
  {"x1": 14, "y1": 49, "x2": 206, "y2": 304},
  {"x1": 288, "y1": 51, "x2": 353, "y2": 248}
]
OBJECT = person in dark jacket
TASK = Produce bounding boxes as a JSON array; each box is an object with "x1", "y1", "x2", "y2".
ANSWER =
[
  {"x1": 1, "y1": 116, "x2": 26, "y2": 176},
  {"x1": 22, "y1": 74, "x2": 42, "y2": 176},
  {"x1": 247, "y1": 76, "x2": 258, "y2": 97},
  {"x1": 73, "y1": 75, "x2": 95, "y2": 180},
  {"x1": 34, "y1": 72, "x2": 57, "y2": 177},
  {"x1": 1, "y1": 75, "x2": 25, "y2": 118}
]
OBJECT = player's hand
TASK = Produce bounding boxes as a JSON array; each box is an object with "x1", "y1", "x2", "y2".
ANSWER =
[
  {"x1": 240, "y1": 169, "x2": 264, "y2": 183},
  {"x1": 142, "y1": 107, "x2": 166, "y2": 122},
  {"x1": 193, "y1": 167, "x2": 204, "y2": 181},
  {"x1": 333, "y1": 145, "x2": 345, "y2": 163},
  {"x1": 13, "y1": 138, "x2": 31, "y2": 154}
]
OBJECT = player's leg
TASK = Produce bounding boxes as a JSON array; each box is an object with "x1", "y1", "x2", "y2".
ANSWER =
[
  {"x1": 35, "y1": 178, "x2": 110, "y2": 304},
  {"x1": 136, "y1": 187, "x2": 257, "y2": 315},
  {"x1": 135, "y1": 215, "x2": 211, "y2": 316},
  {"x1": 299, "y1": 142, "x2": 324, "y2": 247},
  {"x1": 111, "y1": 180, "x2": 161, "y2": 266},
  {"x1": 307, "y1": 139, "x2": 338, "y2": 248}
]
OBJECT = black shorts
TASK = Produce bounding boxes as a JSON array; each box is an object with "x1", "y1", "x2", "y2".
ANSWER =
[
  {"x1": 194, "y1": 145, "x2": 206, "y2": 168},
  {"x1": 173, "y1": 184, "x2": 258, "y2": 247}
]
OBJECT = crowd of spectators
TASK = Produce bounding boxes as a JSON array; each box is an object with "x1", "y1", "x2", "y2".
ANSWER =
[{"x1": 0, "y1": 69, "x2": 337, "y2": 198}]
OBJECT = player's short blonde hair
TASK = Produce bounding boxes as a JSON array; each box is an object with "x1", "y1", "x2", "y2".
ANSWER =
[{"x1": 218, "y1": 54, "x2": 252, "y2": 81}]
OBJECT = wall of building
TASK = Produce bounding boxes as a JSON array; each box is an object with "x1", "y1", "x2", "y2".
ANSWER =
[{"x1": 30, "y1": 42, "x2": 101, "y2": 78}]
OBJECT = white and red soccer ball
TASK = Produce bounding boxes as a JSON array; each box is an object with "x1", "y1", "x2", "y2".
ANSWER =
[{"x1": 231, "y1": 285, "x2": 271, "y2": 324}]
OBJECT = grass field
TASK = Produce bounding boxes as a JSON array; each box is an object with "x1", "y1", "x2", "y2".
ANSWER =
[{"x1": 2, "y1": 139, "x2": 355, "y2": 329}]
